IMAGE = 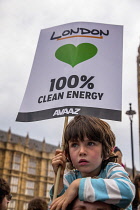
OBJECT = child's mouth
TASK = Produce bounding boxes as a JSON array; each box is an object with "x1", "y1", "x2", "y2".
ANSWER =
[{"x1": 79, "y1": 159, "x2": 89, "y2": 165}]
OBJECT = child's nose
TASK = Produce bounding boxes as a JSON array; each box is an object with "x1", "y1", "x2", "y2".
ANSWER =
[{"x1": 79, "y1": 145, "x2": 87, "y2": 155}]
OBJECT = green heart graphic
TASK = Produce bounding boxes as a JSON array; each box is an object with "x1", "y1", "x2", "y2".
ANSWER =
[{"x1": 55, "y1": 43, "x2": 98, "y2": 67}]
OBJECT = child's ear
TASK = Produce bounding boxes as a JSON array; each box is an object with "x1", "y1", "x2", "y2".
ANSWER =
[
  {"x1": 108, "y1": 147, "x2": 115, "y2": 157},
  {"x1": 103, "y1": 148, "x2": 114, "y2": 160},
  {"x1": 104, "y1": 156, "x2": 109, "y2": 160}
]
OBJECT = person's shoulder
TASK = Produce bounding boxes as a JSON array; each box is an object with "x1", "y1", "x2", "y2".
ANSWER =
[
  {"x1": 99, "y1": 163, "x2": 121, "y2": 178},
  {"x1": 105, "y1": 162, "x2": 129, "y2": 176},
  {"x1": 106, "y1": 162, "x2": 124, "y2": 169},
  {"x1": 105, "y1": 162, "x2": 128, "y2": 172}
]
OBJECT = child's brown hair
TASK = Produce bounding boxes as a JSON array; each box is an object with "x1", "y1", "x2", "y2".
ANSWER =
[{"x1": 64, "y1": 115, "x2": 116, "y2": 169}]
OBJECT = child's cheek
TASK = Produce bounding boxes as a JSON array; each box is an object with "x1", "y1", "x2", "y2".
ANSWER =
[{"x1": 92, "y1": 150, "x2": 102, "y2": 160}]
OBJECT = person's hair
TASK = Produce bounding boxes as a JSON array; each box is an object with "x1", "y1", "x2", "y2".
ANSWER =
[
  {"x1": 64, "y1": 115, "x2": 117, "y2": 170},
  {"x1": 66, "y1": 197, "x2": 121, "y2": 210},
  {"x1": 114, "y1": 146, "x2": 122, "y2": 155},
  {"x1": 0, "y1": 178, "x2": 10, "y2": 204},
  {"x1": 27, "y1": 197, "x2": 48, "y2": 210}
]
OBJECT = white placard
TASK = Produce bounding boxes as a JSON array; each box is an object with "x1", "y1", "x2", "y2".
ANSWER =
[{"x1": 16, "y1": 21, "x2": 123, "y2": 122}]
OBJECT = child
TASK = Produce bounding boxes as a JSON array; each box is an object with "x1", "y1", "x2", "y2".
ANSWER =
[{"x1": 50, "y1": 115, "x2": 135, "y2": 210}]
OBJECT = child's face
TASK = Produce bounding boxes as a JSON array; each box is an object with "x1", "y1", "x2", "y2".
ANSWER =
[{"x1": 68, "y1": 137, "x2": 103, "y2": 177}]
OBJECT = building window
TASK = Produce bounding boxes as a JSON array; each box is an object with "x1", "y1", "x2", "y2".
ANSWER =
[
  {"x1": 10, "y1": 177, "x2": 19, "y2": 193},
  {"x1": 23, "y1": 202, "x2": 28, "y2": 210},
  {"x1": 25, "y1": 181, "x2": 35, "y2": 196},
  {"x1": 28, "y1": 158, "x2": 36, "y2": 174},
  {"x1": 47, "y1": 161, "x2": 54, "y2": 178},
  {"x1": 46, "y1": 183, "x2": 53, "y2": 198},
  {"x1": 12, "y1": 153, "x2": 21, "y2": 170},
  {"x1": 8, "y1": 200, "x2": 16, "y2": 210}
]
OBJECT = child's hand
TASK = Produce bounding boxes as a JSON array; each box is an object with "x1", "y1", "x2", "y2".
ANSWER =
[
  {"x1": 52, "y1": 149, "x2": 66, "y2": 176},
  {"x1": 50, "y1": 179, "x2": 81, "y2": 210}
]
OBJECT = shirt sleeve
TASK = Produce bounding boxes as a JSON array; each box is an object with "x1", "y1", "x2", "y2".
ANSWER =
[
  {"x1": 78, "y1": 164, "x2": 135, "y2": 209},
  {"x1": 49, "y1": 171, "x2": 75, "y2": 199}
]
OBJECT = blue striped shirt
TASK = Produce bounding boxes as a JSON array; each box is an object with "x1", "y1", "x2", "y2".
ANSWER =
[{"x1": 50, "y1": 162, "x2": 135, "y2": 210}]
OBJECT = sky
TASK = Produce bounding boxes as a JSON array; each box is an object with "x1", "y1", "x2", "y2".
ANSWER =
[{"x1": 0, "y1": 0, "x2": 140, "y2": 170}]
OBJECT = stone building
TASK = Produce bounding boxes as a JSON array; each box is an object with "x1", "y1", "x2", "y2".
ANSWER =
[{"x1": 0, "y1": 128, "x2": 58, "y2": 210}]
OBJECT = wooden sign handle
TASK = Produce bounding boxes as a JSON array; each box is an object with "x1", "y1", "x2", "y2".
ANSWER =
[{"x1": 53, "y1": 116, "x2": 68, "y2": 200}]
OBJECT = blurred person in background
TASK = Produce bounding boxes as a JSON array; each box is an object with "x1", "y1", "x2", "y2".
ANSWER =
[
  {"x1": 132, "y1": 174, "x2": 140, "y2": 210},
  {"x1": 114, "y1": 146, "x2": 125, "y2": 168},
  {"x1": 66, "y1": 197, "x2": 121, "y2": 210},
  {"x1": 0, "y1": 178, "x2": 12, "y2": 210},
  {"x1": 27, "y1": 197, "x2": 48, "y2": 210}
]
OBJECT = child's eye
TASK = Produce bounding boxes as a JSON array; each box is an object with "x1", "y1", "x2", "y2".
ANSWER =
[
  {"x1": 87, "y1": 141, "x2": 95, "y2": 146},
  {"x1": 71, "y1": 143, "x2": 78, "y2": 148}
]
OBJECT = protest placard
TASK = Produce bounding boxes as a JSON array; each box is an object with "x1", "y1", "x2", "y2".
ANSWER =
[{"x1": 16, "y1": 21, "x2": 123, "y2": 122}]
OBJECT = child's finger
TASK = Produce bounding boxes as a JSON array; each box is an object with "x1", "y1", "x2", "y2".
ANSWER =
[
  {"x1": 55, "y1": 149, "x2": 63, "y2": 155},
  {"x1": 52, "y1": 154, "x2": 66, "y2": 164},
  {"x1": 52, "y1": 159, "x2": 64, "y2": 168},
  {"x1": 53, "y1": 153, "x2": 66, "y2": 161},
  {"x1": 50, "y1": 198, "x2": 63, "y2": 210}
]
